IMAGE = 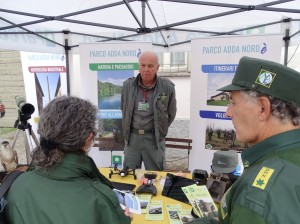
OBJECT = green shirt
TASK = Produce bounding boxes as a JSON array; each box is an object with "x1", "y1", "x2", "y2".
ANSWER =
[{"x1": 219, "y1": 129, "x2": 300, "y2": 224}]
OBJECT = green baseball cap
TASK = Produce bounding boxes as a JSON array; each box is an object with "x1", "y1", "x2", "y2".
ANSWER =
[{"x1": 217, "y1": 56, "x2": 300, "y2": 105}]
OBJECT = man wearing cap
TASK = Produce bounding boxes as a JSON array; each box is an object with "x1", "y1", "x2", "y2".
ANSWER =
[{"x1": 189, "y1": 56, "x2": 300, "y2": 224}]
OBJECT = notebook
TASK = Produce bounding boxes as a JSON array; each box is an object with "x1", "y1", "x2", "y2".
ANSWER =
[{"x1": 111, "y1": 181, "x2": 136, "y2": 192}]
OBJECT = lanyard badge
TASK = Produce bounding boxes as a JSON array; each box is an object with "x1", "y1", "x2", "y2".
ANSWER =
[{"x1": 138, "y1": 88, "x2": 150, "y2": 111}]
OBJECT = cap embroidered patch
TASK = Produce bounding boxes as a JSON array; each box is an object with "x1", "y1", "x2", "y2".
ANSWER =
[
  {"x1": 255, "y1": 69, "x2": 276, "y2": 88},
  {"x1": 252, "y1": 167, "x2": 274, "y2": 190}
]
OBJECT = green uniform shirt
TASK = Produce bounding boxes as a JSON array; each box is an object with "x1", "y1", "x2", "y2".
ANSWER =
[
  {"x1": 218, "y1": 129, "x2": 300, "y2": 224},
  {"x1": 5, "y1": 153, "x2": 131, "y2": 224}
]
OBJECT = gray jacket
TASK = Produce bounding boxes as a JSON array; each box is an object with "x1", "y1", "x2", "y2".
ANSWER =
[{"x1": 121, "y1": 74, "x2": 176, "y2": 148}]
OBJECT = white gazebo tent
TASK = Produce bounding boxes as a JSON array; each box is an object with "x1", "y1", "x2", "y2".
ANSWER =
[
  {"x1": 1, "y1": 0, "x2": 300, "y2": 168},
  {"x1": 1, "y1": 1, "x2": 300, "y2": 83}
]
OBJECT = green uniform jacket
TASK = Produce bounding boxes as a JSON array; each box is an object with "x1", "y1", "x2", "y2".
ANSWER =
[
  {"x1": 188, "y1": 129, "x2": 300, "y2": 224},
  {"x1": 121, "y1": 73, "x2": 177, "y2": 148},
  {"x1": 218, "y1": 129, "x2": 300, "y2": 224},
  {"x1": 5, "y1": 153, "x2": 131, "y2": 224}
]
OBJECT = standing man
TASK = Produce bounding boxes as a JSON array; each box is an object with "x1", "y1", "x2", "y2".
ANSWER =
[
  {"x1": 189, "y1": 56, "x2": 300, "y2": 224},
  {"x1": 0, "y1": 100, "x2": 5, "y2": 118},
  {"x1": 121, "y1": 51, "x2": 177, "y2": 171}
]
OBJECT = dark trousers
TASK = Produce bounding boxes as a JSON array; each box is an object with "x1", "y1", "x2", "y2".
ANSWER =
[{"x1": 123, "y1": 132, "x2": 165, "y2": 171}]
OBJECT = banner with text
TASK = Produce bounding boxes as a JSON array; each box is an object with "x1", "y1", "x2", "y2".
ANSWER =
[
  {"x1": 189, "y1": 34, "x2": 282, "y2": 172},
  {"x1": 20, "y1": 51, "x2": 68, "y2": 142},
  {"x1": 79, "y1": 42, "x2": 152, "y2": 167}
]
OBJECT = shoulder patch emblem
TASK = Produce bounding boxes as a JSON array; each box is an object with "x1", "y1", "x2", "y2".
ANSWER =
[
  {"x1": 159, "y1": 93, "x2": 168, "y2": 101},
  {"x1": 252, "y1": 166, "x2": 274, "y2": 190}
]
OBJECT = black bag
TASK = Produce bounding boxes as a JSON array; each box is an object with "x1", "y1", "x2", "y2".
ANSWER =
[{"x1": 0, "y1": 170, "x2": 23, "y2": 224}]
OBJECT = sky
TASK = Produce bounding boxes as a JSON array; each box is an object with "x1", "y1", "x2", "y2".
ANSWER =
[
  {"x1": 36, "y1": 72, "x2": 60, "y2": 106},
  {"x1": 207, "y1": 73, "x2": 234, "y2": 99}
]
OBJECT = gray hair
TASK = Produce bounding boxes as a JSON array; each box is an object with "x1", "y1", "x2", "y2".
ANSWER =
[
  {"x1": 242, "y1": 90, "x2": 300, "y2": 126},
  {"x1": 138, "y1": 51, "x2": 159, "y2": 65},
  {"x1": 32, "y1": 96, "x2": 97, "y2": 168}
]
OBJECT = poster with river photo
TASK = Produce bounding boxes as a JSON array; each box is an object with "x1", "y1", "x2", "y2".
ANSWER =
[
  {"x1": 34, "y1": 72, "x2": 62, "y2": 114},
  {"x1": 97, "y1": 70, "x2": 133, "y2": 151}
]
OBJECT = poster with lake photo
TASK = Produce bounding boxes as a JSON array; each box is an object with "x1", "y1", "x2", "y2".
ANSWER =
[
  {"x1": 79, "y1": 42, "x2": 152, "y2": 166},
  {"x1": 97, "y1": 70, "x2": 134, "y2": 151}
]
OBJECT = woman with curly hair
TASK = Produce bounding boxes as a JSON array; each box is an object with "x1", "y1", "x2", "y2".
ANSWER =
[{"x1": 5, "y1": 96, "x2": 132, "y2": 224}]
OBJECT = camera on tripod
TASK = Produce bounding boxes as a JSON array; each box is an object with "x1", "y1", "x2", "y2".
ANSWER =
[
  {"x1": 11, "y1": 96, "x2": 38, "y2": 164},
  {"x1": 15, "y1": 96, "x2": 35, "y2": 117}
]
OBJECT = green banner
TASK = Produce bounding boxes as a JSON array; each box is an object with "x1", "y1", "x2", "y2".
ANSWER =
[{"x1": 89, "y1": 63, "x2": 139, "y2": 71}]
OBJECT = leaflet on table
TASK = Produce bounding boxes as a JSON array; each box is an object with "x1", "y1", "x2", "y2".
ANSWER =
[
  {"x1": 145, "y1": 200, "x2": 164, "y2": 221},
  {"x1": 137, "y1": 194, "x2": 152, "y2": 214},
  {"x1": 113, "y1": 189, "x2": 141, "y2": 214},
  {"x1": 166, "y1": 204, "x2": 182, "y2": 224},
  {"x1": 182, "y1": 184, "x2": 218, "y2": 219},
  {"x1": 177, "y1": 209, "x2": 196, "y2": 224}
]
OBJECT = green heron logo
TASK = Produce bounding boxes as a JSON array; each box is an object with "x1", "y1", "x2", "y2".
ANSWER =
[{"x1": 255, "y1": 69, "x2": 276, "y2": 88}]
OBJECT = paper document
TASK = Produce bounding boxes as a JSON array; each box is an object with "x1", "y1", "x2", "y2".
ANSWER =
[
  {"x1": 137, "y1": 194, "x2": 152, "y2": 214},
  {"x1": 166, "y1": 204, "x2": 182, "y2": 224},
  {"x1": 145, "y1": 200, "x2": 164, "y2": 221},
  {"x1": 177, "y1": 209, "x2": 196, "y2": 224},
  {"x1": 113, "y1": 189, "x2": 141, "y2": 214},
  {"x1": 182, "y1": 184, "x2": 218, "y2": 219}
]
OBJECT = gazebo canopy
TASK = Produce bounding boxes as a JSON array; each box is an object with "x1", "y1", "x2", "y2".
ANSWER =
[{"x1": 1, "y1": 0, "x2": 300, "y2": 53}]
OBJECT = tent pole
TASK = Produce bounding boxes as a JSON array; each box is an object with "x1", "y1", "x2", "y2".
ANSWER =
[
  {"x1": 64, "y1": 35, "x2": 71, "y2": 96},
  {"x1": 283, "y1": 28, "x2": 290, "y2": 66},
  {"x1": 141, "y1": 0, "x2": 146, "y2": 27}
]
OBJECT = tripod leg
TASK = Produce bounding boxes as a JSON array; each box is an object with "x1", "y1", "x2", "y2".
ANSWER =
[
  {"x1": 11, "y1": 129, "x2": 21, "y2": 150},
  {"x1": 30, "y1": 130, "x2": 40, "y2": 147},
  {"x1": 23, "y1": 130, "x2": 32, "y2": 164}
]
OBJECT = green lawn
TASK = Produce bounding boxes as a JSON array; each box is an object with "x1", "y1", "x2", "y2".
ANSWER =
[{"x1": 0, "y1": 127, "x2": 16, "y2": 135}]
